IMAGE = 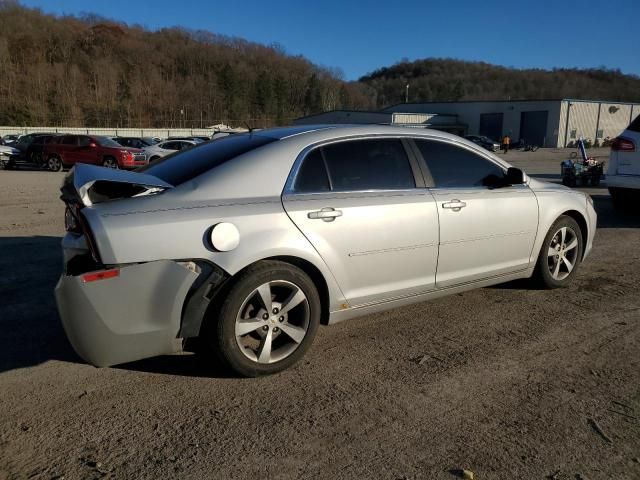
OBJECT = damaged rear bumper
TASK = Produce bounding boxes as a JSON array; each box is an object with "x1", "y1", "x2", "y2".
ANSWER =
[{"x1": 55, "y1": 260, "x2": 198, "y2": 367}]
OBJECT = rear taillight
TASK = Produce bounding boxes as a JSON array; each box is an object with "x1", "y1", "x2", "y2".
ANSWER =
[
  {"x1": 611, "y1": 137, "x2": 636, "y2": 152},
  {"x1": 82, "y1": 268, "x2": 119, "y2": 283}
]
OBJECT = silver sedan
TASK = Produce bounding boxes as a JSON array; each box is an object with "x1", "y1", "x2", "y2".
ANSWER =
[{"x1": 55, "y1": 125, "x2": 597, "y2": 376}]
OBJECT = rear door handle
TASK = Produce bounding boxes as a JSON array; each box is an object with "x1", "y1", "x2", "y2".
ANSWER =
[
  {"x1": 307, "y1": 207, "x2": 343, "y2": 222},
  {"x1": 442, "y1": 199, "x2": 467, "y2": 212}
]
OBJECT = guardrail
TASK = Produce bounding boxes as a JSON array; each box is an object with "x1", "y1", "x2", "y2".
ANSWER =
[{"x1": 0, "y1": 127, "x2": 221, "y2": 137}]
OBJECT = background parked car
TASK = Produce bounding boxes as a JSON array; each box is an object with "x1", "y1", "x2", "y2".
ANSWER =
[
  {"x1": 144, "y1": 139, "x2": 198, "y2": 161},
  {"x1": 110, "y1": 136, "x2": 156, "y2": 149},
  {"x1": 1, "y1": 134, "x2": 19, "y2": 146},
  {"x1": 167, "y1": 136, "x2": 206, "y2": 143},
  {"x1": 44, "y1": 135, "x2": 147, "y2": 171},
  {"x1": 0, "y1": 144, "x2": 20, "y2": 169},
  {"x1": 607, "y1": 114, "x2": 640, "y2": 211},
  {"x1": 6, "y1": 133, "x2": 60, "y2": 170},
  {"x1": 464, "y1": 135, "x2": 501, "y2": 152}
]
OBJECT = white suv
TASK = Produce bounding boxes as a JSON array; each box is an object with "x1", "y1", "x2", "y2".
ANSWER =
[{"x1": 607, "y1": 114, "x2": 640, "y2": 210}]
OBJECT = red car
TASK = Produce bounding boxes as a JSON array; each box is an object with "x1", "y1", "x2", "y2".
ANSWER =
[{"x1": 44, "y1": 134, "x2": 147, "y2": 171}]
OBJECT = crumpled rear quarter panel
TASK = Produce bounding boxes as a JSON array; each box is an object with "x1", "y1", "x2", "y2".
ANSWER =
[{"x1": 55, "y1": 260, "x2": 198, "y2": 367}]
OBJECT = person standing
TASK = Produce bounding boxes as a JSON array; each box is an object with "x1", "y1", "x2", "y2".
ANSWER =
[{"x1": 502, "y1": 134, "x2": 511, "y2": 154}]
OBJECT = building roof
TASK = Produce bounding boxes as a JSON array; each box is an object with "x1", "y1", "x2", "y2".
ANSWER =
[{"x1": 383, "y1": 98, "x2": 640, "y2": 109}]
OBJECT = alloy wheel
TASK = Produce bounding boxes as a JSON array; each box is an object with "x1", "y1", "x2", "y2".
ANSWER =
[
  {"x1": 547, "y1": 226, "x2": 579, "y2": 281},
  {"x1": 235, "y1": 280, "x2": 310, "y2": 364},
  {"x1": 48, "y1": 157, "x2": 61, "y2": 172},
  {"x1": 103, "y1": 158, "x2": 118, "y2": 169}
]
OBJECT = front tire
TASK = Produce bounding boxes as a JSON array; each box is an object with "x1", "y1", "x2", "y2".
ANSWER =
[
  {"x1": 103, "y1": 157, "x2": 119, "y2": 169},
  {"x1": 203, "y1": 261, "x2": 321, "y2": 377},
  {"x1": 533, "y1": 215, "x2": 583, "y2": 288}
]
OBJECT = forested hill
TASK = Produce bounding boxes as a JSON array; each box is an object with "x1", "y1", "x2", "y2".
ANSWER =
[
  {"x1": 0, "y1": 2, "x2": 373, "y2": 128},
  {"x1": 359, "y1": 59, "x2": 640, "y2": 108},
  {"x1": 2, "y1": 3, "x2": 639, "y2": 128}
]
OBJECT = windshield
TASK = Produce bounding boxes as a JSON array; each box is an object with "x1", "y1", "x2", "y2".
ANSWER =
[
  {"x1": 95, "y1": 137, "x2": 122, "y2": 147},
  {"x1": 96, "y1": 136, "x2": 124, "y2": 148},
  {"x1": 139, "y1": 134, "x2": 277, "y2": 185}
]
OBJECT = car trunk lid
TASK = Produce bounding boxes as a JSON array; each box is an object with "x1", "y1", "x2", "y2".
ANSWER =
[{"x1": 61, "y1": 163, "x2": 173, "y2": 207}]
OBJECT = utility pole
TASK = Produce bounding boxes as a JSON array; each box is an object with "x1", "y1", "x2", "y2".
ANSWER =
[{"x1": 405, "y1": 84, "x2": 410, "y2": 103}]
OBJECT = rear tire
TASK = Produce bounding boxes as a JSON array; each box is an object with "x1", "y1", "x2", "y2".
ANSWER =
[
  {"x1": 47, "y1": 155, "x2": 62, "y2": 172},
  {"x1": 201, "y1": 260, "x2": 321, "y2": 377},
  {"x1": 533, "y1": 215, "x2": 583, "y2": 289}
]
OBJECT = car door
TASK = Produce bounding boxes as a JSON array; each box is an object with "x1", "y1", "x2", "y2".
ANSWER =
[
  {"x1": 282, "y1": 137, "x2": 439, "y2": 307},
  {"x1": 412, "y1": 138, "x2": 538, "y2": 288},
  {"x1": 58, "y1": 135, "x2": 79, "y2": 165},
  {"x1": 161, "y1": 141, "x2": 179, "y2": 155},
  {"x1": 75, "y1": 136, "x2": 100, "y2": 165}
]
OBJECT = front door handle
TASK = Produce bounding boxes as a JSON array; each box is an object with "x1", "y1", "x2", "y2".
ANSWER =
[
  {"x1": 307, "y1": 207, "x2": 343, "y2": 222},
  {"x1": 442, "y1": 199, "x2": 467, "y2": 212}
]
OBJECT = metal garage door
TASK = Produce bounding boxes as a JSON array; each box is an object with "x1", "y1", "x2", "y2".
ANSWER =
[
  {"x1": 520, "y1": 111, "x2": 548, "y2": 146},
  {"x1": 479, "y1": 113, "x2": 503, "y2": 142}
]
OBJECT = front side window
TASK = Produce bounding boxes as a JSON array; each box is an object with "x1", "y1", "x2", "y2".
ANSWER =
[
  {"x1": 415, "y1": 139, "x2": 504, "y2": 188},
  {"x1": 77, "y1": 136, "x2": 91, "y2": 147},
  {"x1": 293, "y1": 139, "x2": 415, "y2": 193}
]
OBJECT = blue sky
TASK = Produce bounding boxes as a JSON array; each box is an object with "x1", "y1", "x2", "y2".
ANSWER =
[{"x1": 22, "y1": 0, "x2": 640, "y2": 80}]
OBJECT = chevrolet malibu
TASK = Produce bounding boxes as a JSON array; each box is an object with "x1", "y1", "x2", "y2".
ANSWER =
[{"x1": 55, "y1": 125, "x2": 597, "y2": 377}]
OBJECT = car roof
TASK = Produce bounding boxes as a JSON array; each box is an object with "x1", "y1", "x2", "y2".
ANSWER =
[{"x1": 253, "y1": 124, "x2": 471, "y2": 145}]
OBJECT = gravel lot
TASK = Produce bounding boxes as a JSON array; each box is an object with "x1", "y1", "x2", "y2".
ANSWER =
[{"x1": 1, "y1": 148, "x2": 639, "y2": 480}]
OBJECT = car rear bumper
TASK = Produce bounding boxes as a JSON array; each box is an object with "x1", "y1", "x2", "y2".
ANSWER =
[{"x1": 55, "y1": 260, "x2": 198, "y2": 367}]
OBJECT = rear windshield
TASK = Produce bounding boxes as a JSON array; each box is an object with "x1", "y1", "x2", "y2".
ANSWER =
[
  {"x1": 138, "y1": 134, "x2": 276, "y2": 185},
  {"x1": 628, "y1": 114, "x2": 640, "y2": 133}
]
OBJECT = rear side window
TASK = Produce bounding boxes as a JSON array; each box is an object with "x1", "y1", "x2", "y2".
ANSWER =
[
  {"x1": 61, "y1": 136, "x2": 77, "y2": 145},
  {"x1": 415, "y1": 139, "x2": 504, "y2": 188},
  {"x1": 293, "y1": 139, "x2": 415, "y2": 193},
  {"x1": 293, "y1": 149, "x2": 330, "y2": 193},
  {"x1": 140, "y1": 134, "x2": 276, "y2": 186},
  {"x1": 628, "y1": 114, "x2": 640, "y2": 133},
  {"x1": 162, "y1": 142, "x2": 178, "y2": 150}
]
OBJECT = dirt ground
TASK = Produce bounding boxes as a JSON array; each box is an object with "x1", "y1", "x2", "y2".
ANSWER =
[{"x1": 0, "y1": 148, "x2": 639, "y2": 480}]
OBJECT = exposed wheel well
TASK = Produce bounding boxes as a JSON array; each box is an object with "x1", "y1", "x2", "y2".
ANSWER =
[
  {"x1": 561, "y1": 210, "x2": 589, "y2": 259},
  {"x1": 265, "y1": 256, "x2": 331, "y2": 325},
  {"x1": 195, "y1": 256, "x2": 332, "y2": 340}
]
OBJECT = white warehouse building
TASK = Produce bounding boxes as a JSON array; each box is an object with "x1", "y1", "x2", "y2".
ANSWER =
[{"x1": 294, "y1": 99, "x2": 640, "y2": 148}]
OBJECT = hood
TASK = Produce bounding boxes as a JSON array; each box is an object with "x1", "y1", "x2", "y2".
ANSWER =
[
  {"x1": 527, "y1": 177, "x2": 573, "y2": 192},
  {"x1": 0, "y1": 145, "x2": 19, "y2": 155},
  {"x1": 62, "y1": 163, "x2": 173, "y2": 207}
]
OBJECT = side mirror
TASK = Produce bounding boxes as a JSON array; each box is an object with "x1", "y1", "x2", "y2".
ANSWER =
[
  {"x1": 505, "y1": 167, "x2": 525, "y2": 185},
  {"x1": 89, "y1": 142, "x2": 97, "y2": 148}
]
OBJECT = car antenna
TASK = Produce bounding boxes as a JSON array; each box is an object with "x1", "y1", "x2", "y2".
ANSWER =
[{"x1": 244, "y1": 121, "x2": 254, "y2": 134}]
